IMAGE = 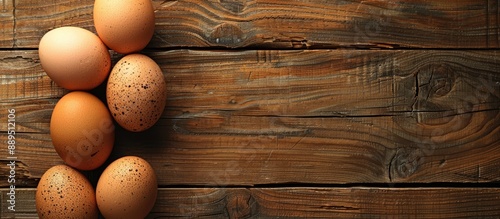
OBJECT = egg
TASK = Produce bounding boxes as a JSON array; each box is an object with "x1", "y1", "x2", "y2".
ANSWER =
[
  {"x1": 93, "y1": 0, "x2": 155, "y2": 54},
  {"x1": 39, "y1": 26, "x2": 111, "y2": 90},
  {"x1": 50, "y1": 91, "x2": 115, "y2": 170},
  {"x1": 36, "y1": 165, "x2": 98, "y2": 219},
  {"x1": 106, "y1": 54, "x2": 167, "y2": 132},
  {"x1": 96, "y1": 156, "x2": 158, "y2": 219}
]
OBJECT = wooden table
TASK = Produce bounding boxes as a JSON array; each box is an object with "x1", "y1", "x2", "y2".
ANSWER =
[{"x1": 1, "y1": 0, "x2": 500, "y2": 218}]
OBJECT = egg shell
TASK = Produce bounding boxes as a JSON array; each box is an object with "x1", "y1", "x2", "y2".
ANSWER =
[
  {"x1": 107, "y1": 54, "x2": 167, "y2": 132},
  {"x1": 39, "y1": 26, "x2": 111, "y2": 90},
  {"x1": 96, "y1": 156, "x2": 158, "y2": 219},
  {"x1": 50, "y1": 91, "x2": 115, "y2": 170},
  {"x1": 93, "y1": 0, "x2": 155, "y2": 54},
  {"x1": 36, "y1": 165, "x2": 98, "y2": 219}
]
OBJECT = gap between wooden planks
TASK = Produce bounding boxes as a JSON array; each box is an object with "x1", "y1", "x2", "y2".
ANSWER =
[
  {"x1": 1, "y1": 188, "x2": 500, "y2": 218},
  {"x1": 1, "y1": 49, "x2": 499, "y2": 187}
]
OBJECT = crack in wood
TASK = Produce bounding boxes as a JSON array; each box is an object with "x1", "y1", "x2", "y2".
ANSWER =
[
  {"x1": 0, "y1": 55, "x2": 38, "y2": 64},
  {"x1": 318, "y1": 204, "x2": 360, "y2": 211},
  {"x1": 412, "y1": 72, "x2": 419, "y2": 112},
  {"x1": 0, "y1": 159, "x2": 33, "y2": 187},
  {"x1": 388, "y1": 149, "x2": 397, "y2": 182}
]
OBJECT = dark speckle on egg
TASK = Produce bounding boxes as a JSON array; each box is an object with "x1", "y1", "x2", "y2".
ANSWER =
[
  {"x1": 96, "y1": 156, "x2": 158, "y2": 219},
  {"x1": 106, "y1": 54, "x2": 167, "y2": 132},
  {"x1": 36, "y1": 165, "x2": 98, "y2": 218}
]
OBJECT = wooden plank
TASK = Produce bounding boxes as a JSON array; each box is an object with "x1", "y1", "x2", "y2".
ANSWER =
[
  {"x1": 2, "y1": 50, "x2": 500, "y2": 114},
  {"x1": 8, "y1": 0, "x2": 500, "y2": 49},
  {"x1": 0, "y1": 188, "x2": 37, "y2": 219},
  {"x1": 13, "y1": 0, "x2": 94, "y2": 48},
  {"x1": 2, "y1": 188, "x2": 500, "y2": 218},
  {"x1": 1, "y1": 50, "x2": 499, "y2": 186},
  {"x1": 0, "y1": 0, "x2": 14, "y2": 48},
  {"x1": 0, "y1": 51, "x2": 66, "y2": 103}
]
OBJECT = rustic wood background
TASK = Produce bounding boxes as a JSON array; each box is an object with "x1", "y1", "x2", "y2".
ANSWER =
[{"x1": 1, "y1": 0, "x2": 500, "y2": 218}]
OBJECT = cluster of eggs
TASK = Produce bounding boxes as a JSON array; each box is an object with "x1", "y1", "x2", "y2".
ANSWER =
[{"x1": 35, "y1": 0, "x2": 164, "y2": 218}]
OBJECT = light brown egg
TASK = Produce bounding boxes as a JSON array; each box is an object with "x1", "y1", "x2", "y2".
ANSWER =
[
  {"x1": 93, "y1": 0, "x2": 155, "y2": 54},
  {"x1": 96, "y1": 156, "x2": 158, "y2": 219},
  {"x1": 39, "y1": 26, "x2": 111, "y2": 90},
  {"x1": 106, "y1": 54, "x2": 167, "y2": 132},
  {"x1": 50, "y1": 91, "x2": 115, "y2": 170},
  {"x1": 36, "y1": 165, "x2": 98, "y2": 219}
]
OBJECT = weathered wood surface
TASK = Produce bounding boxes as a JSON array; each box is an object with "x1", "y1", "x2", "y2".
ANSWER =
[
  {"x1": 2, "y1": 0, "x2": 500, "y2": 217},
  {"x1": 1, "y1": 0, "x2": 499, "y2": 49},
  {"x1": 1, "y1": 50, "x2": 499, "y2": 187},
  {"x1": 2, "y1": 188, "x2": 500, "y2": 218},
  {"x1": 0, "y1": 0, "x2": 14, "y2": 48}
]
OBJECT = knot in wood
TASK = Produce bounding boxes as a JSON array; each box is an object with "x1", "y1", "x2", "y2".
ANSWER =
[
  {"x1": 412, "y1": 63, "x2": 456, "y2": 120},
  {"x1": 390, "y1": 148, "x2": 425, "y2": 180},
  {"x1": 210, "y1": 23, "x2": 245, "y2": 47},
  {"x1": 414, "y1": 63, "x2": 455, "y2": 101},
  {"x1": 225, "y1": 189, "x2": 255, "y2": 218}
]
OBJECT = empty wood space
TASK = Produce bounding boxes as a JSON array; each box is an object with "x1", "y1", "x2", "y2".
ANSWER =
[{"x1": 1, "y1": 0, "x2": 499, "y2": 218}]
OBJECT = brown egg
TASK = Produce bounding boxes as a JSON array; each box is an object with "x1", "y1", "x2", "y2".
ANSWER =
[
  {"x1": 93, "y1": 0, "x2": 155, "y2": 54},
  {"x1": 96, "y1": 156, "x2": 158, "y2": 219},
  {"x1": 107, "y1": 54, "x2": 167, "y2": 132},
  {"x1": 39, "y1": 26, "x2": 111, "y2": 90},
  {"x1": 36, "y1": 165, "x2": 98, "y2": 219},
  {"x1": 50, "y1": 91, "x2": 115, "y2": 170}
]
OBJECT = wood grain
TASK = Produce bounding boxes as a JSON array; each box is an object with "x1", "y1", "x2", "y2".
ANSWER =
[
  {"x1": 0, "y1": 0, "x2": 14, "y2": 48},
  {"x1": 6, "y1": 0, "x2": 500, "y2": 49},
  {"x1": 1, "y1": 50, "x2": 499, "y2": 187},
  {"x1": 3, "y1": 0, "x2": 500, "y2": 217},
  {"x1": 2, "y1": 188, "x2": 500, "y2": 218},
  {"x1": 13, "y1": 0, "x2": 94, "y2": 48}
]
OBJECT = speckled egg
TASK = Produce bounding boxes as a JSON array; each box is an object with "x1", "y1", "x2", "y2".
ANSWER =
[
  {"x1": 36, "y1": 165, "x2": 98, "y2": 219},
  {"x1": 106, "y1": 54, "x2": 167, "y2": 132},
  {"x1": 93, "y1": 0, "x2": 155, "y2": 54},
  {"x1": 96, "y1": 156, "x2": 158, "y2": 219}
]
